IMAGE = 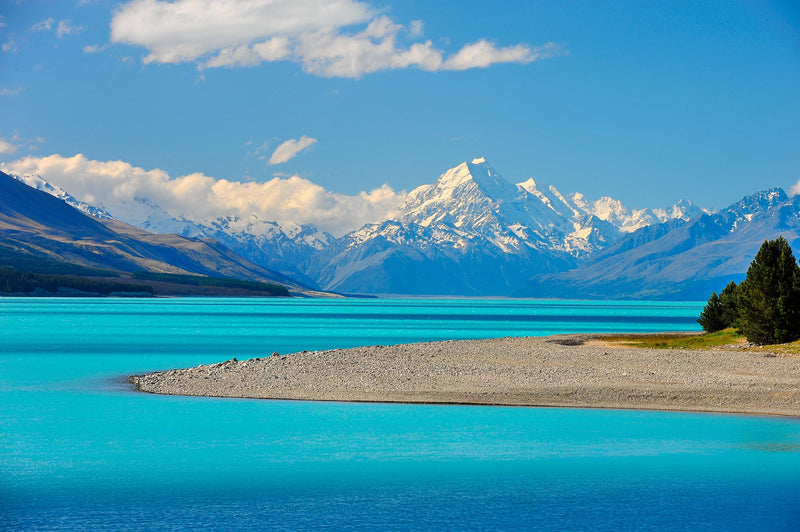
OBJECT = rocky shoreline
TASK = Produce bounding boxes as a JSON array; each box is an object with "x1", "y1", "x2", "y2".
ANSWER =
[{"x1": 129, "y1": 334, "x2": 800, "y2": 417}]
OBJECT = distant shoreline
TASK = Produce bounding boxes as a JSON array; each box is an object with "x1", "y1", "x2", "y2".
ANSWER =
[{"x1": 130, "y1": 334, "x2": 800, "y2": 417}]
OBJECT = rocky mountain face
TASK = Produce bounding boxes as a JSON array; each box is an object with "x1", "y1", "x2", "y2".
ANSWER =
[{"x1": 9, "y1": 159, "x2": 792, "y2": 299}]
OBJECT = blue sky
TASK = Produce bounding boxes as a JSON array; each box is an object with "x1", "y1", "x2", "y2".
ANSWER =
[{"x1": 1, "y1": 0, "x2": 799, "y2": 234}]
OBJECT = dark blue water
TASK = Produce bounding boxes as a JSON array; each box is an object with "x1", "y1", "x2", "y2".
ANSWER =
[{"x1": 1, "y1": 298, "x2": 799, "y2": 530}]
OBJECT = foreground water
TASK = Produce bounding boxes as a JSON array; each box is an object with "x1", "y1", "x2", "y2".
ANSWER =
[{"x1": 1, "y1": 298, "x2": 799, "y2": 530}]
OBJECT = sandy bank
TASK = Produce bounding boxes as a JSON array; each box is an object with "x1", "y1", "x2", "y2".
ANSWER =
[{"x1": 129, "y1": 334, "x2": 800, "y2": 416}]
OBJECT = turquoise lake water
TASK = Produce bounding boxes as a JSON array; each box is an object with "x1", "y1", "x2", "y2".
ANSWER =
[{"x1": 1, "y1": 298, "x2": 799, "y2": 530}]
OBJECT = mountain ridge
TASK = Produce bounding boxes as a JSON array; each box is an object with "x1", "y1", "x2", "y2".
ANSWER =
[{"x1": 7, "y1": 159, "x2": 791, "y2": 298}]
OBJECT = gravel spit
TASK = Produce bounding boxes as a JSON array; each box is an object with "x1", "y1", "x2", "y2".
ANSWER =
[{"x1": 129, "y1": 334, "x2": 800, "y2": 417}]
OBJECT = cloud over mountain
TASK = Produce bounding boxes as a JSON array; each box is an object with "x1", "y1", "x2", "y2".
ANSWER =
[
  {"x1": 110, "y1": 0, "x2": 560, "y2": 77},
  {"x1": 1, "y1": 153, "x2": 404, "y2": 237},
  {"x1": 790, "y1": 177, "x2": 800, "y2": 196}
]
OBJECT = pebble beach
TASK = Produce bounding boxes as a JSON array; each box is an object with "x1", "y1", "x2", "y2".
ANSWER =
[{"x1": 130, "y1": 334, "x2": 800, "y2": 417}]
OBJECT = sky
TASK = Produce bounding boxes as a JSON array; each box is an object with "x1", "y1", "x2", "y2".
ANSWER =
[{"x1": 1, "y1": 0, "x2": 799, "y2": 236}]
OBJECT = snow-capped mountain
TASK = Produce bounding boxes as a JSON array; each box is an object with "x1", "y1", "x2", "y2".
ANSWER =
[
  {"x1": 107, "y1": 196, "x2": 208, "y2": 238},
  {"x1": 9, "y1": 172, "x2": 332, "y2": 288},
  {"x1": 310, "y1": 158, "x2": 704, "y2": 294},
  {"x1": 569, "y1": 193, "x2": 708, "y2": 233},
  {"x1": 11, "y1": 158, "x2": 758, "y2": 297},
  {"x1": 12, "y1": 173, "x2": 115, "y2": 221},
  {"x1": 396, "y1": 158, "x2": 607, "y2": 256},
  {"x1": 396, "y1": 158, "x2": 702, "y2": 254},
  {"x1": 519, "y1": 187, "x2": 800, "y2": 299},
  {"x1": 199, "y1": 215, "x2": 333, "y2": 287}
]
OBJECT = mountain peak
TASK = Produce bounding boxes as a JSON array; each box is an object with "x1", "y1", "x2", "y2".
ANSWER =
[
  {"x1": 436, "y1": 158, "x2": 518, "y2": 201},
  {"x1": 728, "y1": 187, "x2": 787, "y2": 213},
  {"x1": 517, "y1": 177, "x2": 537, "y2": 193}
]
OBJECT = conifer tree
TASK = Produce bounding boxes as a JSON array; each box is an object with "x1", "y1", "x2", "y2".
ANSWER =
[
  {"x1": 737, "y1": 237, "x2": 800, "y2": 344},
  {"x1": 697, "y1": 291, "x2": 726, "y2": 332},
  {"x1": 718, "y1": 281, "x2": 739, "y2": 328}
]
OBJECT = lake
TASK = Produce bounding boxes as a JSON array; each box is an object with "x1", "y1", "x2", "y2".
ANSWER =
[{"x1": 1, "y1": 298, "x2": 799, "y2": 530}]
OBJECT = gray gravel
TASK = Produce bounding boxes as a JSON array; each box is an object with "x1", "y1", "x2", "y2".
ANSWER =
[{"x1": 129, "y1": 334, "x2": 800, "y2": 416}]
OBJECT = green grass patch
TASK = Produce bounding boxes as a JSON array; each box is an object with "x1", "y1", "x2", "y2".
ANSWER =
[{"x1": 598, "y1": 328, "x2": 743, "y2": 349}]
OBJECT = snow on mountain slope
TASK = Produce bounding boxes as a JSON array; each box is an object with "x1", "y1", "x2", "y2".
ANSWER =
[
  {"x1": 11, "y1": 173, "x2": 115, "y2": 221},
  {"x1": 199, "y1": 215, "x2": 333, "y2": 287},
  {"x1": 109, "y1": 196, "x2": 208, "y2": 237},
  {"x1": 395, "y1": 157, "x2": 675, "y2": 257},
  {"x1": 569, "y1": 193, "x2": 708, "y2": 233},
  {"x1": 518, "y1": 187, "x2": 798, "y2": 300}
]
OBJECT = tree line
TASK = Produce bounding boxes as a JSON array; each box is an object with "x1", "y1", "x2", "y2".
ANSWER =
[
  {"x1": 698, "y1": 236, "x2": 800, "y2": 345},
  {"x1": 132, "y1": 271, "x2": 289, "y2": 296},
  {"x1": 0, "y1": 267, "x2": 154, "y2": 296}
]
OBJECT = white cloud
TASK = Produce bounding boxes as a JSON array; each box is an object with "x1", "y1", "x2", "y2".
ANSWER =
[
  {"x1": 0, "y1": 139, "x2": 16, "y2": 154},
  {"x1": 83, "y1": 44, "x2": 108, "y2": 54},
  {"x1": 790, "y1": 178, "x2": 800, "y2": 196},
  {"x1": 408, "y1": 20, "x2": 423, "y2": 38},
  {"x1": 108, "y1": 0, "x2": 561, "y2": 77},
  {"x1": 0, "y1": 87, "x2": 23, "y2": 96},
  {"x1": 0, "y1": 133, "x2": 41, "y2": 154},
  {"x1": 31, "y1": 18, "x2": 55, "y2": 32},
  {"x1": 30, "y1": 18, "x2": 83, "y2": 38},
  {"x1": 3, "y1": 37, "x2": 18, "y2": 53},
  {"x1": 111, "y1": 0, "x2": 373, "y2": 64},
  {"x1": 1, "y1": 153, "x2": 405, "y2": 236},
  {"x1": 56, "y1": 20, "x2": 83, "y2": 39},
  {"x1": 201, "y1": 36, "x2": 291, "y2": 69},
  {"x1": 295, "y1": 16, "x2": 443, "y2": 78},
  {"x1": 443, "y1": 41, "x2": 562, "y2": 71},
  {"x1": 269, "y1": 136, "x2": 317, "y2": 165}
]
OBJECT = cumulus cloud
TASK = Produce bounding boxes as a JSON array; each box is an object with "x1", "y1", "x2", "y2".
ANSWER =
[
  {"x1": 294, "y1": 16, "x2": 445, "y2": 77},
  {"x1": 790, "y1": 178, "x2": 800, "y2": 196},
  {"x1": 202, "y1": 36, "x2": 291, "y2": 69},
  {"x1": 269, "y1": 136, "x2": 318, "y2": 165},
  {"x1": 109, "y1": 0, "x2": 560, "y2": 77},
  {"x1": 111, "y1": 0, "x2": 373, "y2": 64},
  {"x1": 1, "y1": 153, "x2": 404, "y2": 236}
]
